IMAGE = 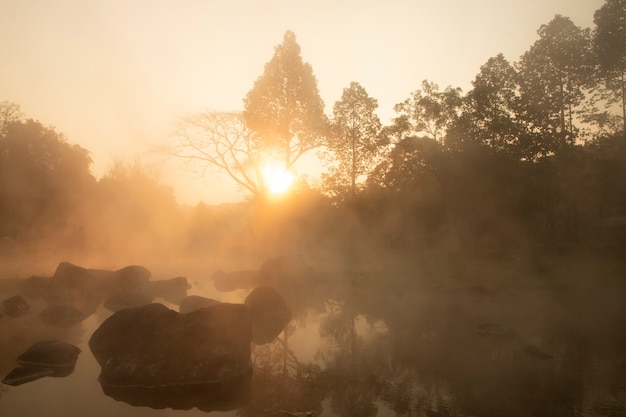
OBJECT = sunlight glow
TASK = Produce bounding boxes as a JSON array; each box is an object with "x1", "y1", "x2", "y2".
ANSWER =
[{"x1": 262, "y1": 164, "x2": 294, "y2": 194}]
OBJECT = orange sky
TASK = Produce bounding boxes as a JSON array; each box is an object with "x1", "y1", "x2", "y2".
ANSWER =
[{"x1": 0, "y1": 0, "x2": 604, "y2": 205}]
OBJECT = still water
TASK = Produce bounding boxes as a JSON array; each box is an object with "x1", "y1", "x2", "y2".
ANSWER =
[{"x1": 1, "y1": 260, "x2": 625, "y2": 417}]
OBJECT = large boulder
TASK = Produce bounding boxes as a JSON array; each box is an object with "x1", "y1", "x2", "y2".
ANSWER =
[
  {"x1": 147, "y1": 276, "x2": 189, "y2": 304},
  {"x1": 94, "y1": 265, "x2": 151, "y2": 297},
  {"x1": 244, "y1": 286, "x2": 292, "y2": 345},
  {"x1": 89, "y1": 303, "x2": 253, "y2": 389},
  {"x1": 179, "y1": 295, "x2": 222, "y2": 314},
  {"x1": 46, "y1": 262, "x2": 100, "y2": 316}
]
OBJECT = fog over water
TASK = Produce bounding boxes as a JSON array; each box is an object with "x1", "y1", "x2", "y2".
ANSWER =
[{"x1": 2, "y1": 0, "x2": 626, "y2": 415}]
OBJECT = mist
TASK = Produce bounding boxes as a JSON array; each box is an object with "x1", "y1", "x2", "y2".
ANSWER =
[{"x1": 2, "y1": 1, "x2": 626, "y2": 414}]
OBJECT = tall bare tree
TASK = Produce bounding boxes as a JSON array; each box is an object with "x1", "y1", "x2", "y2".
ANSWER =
[{"x1": 168, "y1": 111, "x2": 266, "y2": 197}]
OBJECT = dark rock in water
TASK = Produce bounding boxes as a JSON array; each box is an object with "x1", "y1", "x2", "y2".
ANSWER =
[
  {"x1": 113, "y1": 265, "x2": 151, "y2": 291},
  {"x1": 39, "y1": 305, "x2": 87, "y2": 327},
  {"x1": 17, "y1": 340, "x2": 81, "y2": 369},
  {"x1": 2, "y1": 365, "x2": 54, "y2": 386},
  {"x1": 89, "y1": 303, "x2": 252, "y2": 389},
  {"x1": 2, "y1": 340, "x2": 81, "y2": 386},
  {"x1": 147, "y1": 276, "x2": 189, "y2": 304},
  {"x1": 95, "y1": 265, "x2": 151, "y2": 298},
  {"x1": 179, "y1": 295, "x2": 222, "y2": 314},
  {"x1": 46, "y1": 262, "x2": 101, "y2": 315},
  {"x1": 244, "y1": 286, "x2": 291, "y2": 345},
  {"x1": 1, "y1": 294, "x2": 30, "y2": 318},
  {"x1": 103, "y1": 290, "x2": 154, "y2": 312}
]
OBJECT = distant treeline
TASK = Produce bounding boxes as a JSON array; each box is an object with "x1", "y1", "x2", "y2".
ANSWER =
[{"x1": 1, "y1": 0, "x2": 625, "y2": 264}]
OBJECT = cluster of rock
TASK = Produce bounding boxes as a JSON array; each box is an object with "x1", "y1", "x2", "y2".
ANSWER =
[
  {"x1": 1, "y1": 261, "x2": 191, "y2": 388},
  {"x1": 88, "y1": 285, "x2": 291, "y2": 410},
  {"x1": 1, "y1": 259, "x2": 294, "y2": 412}
]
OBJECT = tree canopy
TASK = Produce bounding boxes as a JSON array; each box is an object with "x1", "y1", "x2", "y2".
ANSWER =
[{"x1": 243, "y1": 30, "x2": 328, "y2": 169}]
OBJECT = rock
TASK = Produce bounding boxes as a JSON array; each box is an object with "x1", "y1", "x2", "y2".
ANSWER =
[
  {"x1": 17, "y1": 340, "x2": 81, "y2": 369},
  {"x1": 39, "y1": 305, "x2": 87, "y2": 327},
  {"x1": 2, "y1": 366, "x2": 54, "y2": 386},
  {"x1": 96, "y1": 265, "x2": 151, "y2": 297},
  {"x1": 179, "y1": 295, "x2": 222, "y2": 314},
  {"x1": 89, "y1": 303, "x2": 252, "y2": 389},
  {"x1": 2, "y1": 340, "x2": 81, "y2": 386},
  {"x1": 147, "y1": 276, "x2": 189, "y2": 304},
  {"x1": 244, "y1": 286, "x2": 291, "y2": 345},
  {"x1": 46, "y1": 262, "x2": 100, "y2": 315},
  {"x1": 1, "y1": 294, "x2": 29, "y2": 318}
]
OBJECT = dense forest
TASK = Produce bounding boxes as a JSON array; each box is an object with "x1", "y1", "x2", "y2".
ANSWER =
[{"x1": 1, "y1": 0, "x2": 625, "y2": 271}]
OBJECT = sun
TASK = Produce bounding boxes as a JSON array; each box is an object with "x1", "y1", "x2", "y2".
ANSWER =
[{"x1": 262, "y1": 164, "x2": 294, "y2": 194}]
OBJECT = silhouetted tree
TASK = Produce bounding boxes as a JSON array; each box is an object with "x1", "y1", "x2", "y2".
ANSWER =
[
  {"x1": 243, "y1": 30, "x2": 328, "y2": 170},
  {"x1": 517, "y1": 15, "x2": 595, "y2": 151},
  {"x1": 168, "y1": 111, "x2": 267, "y2": 197},
  {"x1": 593, "y1": 0, "x2": 626, "y2": 133},
  {"x1": 0, "y1": 118, "x2": 95, "y2": 244},
  {"x1": 0, "y1": 101, "x2": 23, "y2": 134},
  {"x1": 448, "y1": 54, "x2": 529, "y2": 159},
  {"x1": 389, "y1": 80, "x2": 462, "y2": 144},
  {"x1": 320, "y1": 82, "x2": 387, "y2": 201}
]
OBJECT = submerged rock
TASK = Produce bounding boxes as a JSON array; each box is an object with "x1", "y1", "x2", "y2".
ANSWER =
[
  {"x1": 46, "y1": 262, "x2": 100, "y2": 315},
  {"x1": 147, "y1": 276, "x2": 189, "y2": 304},
  {"x1": 17, "y1": 340, "x2": 81, "y2": 369},
  {"x1": 2, "y1": 340, "x2": 81, "y2": 386},
  {"x1": 2, "y1": 365, "x2": 55, "y2": 386},
  {"x1": 1, "y1": 294, "x2": 30, "y2": 318}
]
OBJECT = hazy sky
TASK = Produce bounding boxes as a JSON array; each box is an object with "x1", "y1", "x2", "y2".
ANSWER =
[{"x1": 0, "y1": 0, "x2": 604, "y2": 205}]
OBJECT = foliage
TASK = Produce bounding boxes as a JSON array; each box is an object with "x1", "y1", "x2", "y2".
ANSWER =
[
  {"x1": 516, "y1": 15, "x2": 595, "y2": 149},
  {"x1": 320, "y1": 82, "x2": 387, "y2": 201},
  {"x1": 0, "y1": 115, "x2": 95, "y2": 245},
  {"x1": 447, "y1": 54, "x2": 528, "y2": 159},
  {"x1": 593, "y1": 0, "x2": 626, "y2": 132},
  {"x1": 243, "y1": 30, "x2": 328, "y2": 169},
  {"x1": 389, "y1": 80, "x2": 462, "y2": 144}
]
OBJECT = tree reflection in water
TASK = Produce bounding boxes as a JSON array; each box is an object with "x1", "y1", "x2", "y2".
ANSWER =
[
  {"x1": 248, "y1": 269, "x2": 626, "y2": 417},
  {"x1": 243, "y1": 322, "x2": 327, "y2": 417}
]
